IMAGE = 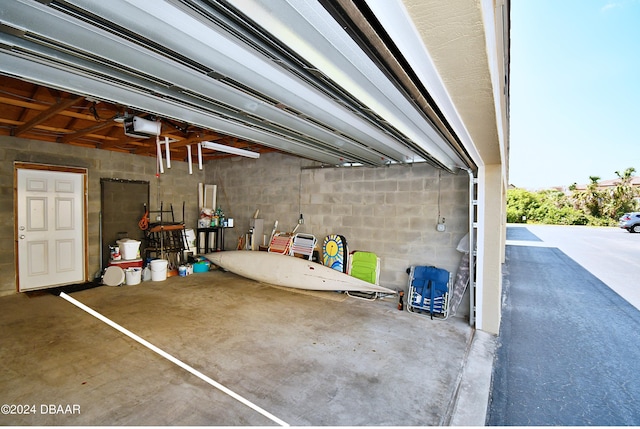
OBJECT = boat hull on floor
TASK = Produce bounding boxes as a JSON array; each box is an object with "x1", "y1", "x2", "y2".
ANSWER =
[{"x1": 206, "y1": 251, "x2": 396, "y2": 294}]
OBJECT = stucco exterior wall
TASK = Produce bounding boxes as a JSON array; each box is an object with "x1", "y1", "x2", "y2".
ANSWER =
[{"x1": 477, "y1": 164, "x2": 504, "y2": 334}]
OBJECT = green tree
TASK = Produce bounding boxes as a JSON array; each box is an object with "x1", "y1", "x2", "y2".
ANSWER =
[
  {"x1": 508, "y1": 167, "x2": 638, "y2": 226},
  {"x1": 604, "y1": 167, "x2": 639, "y2": 218},
  {"x1": 506, "y1": 188, "x2": 539, "y2": 223},
  {"x1": 584, "y1": 176, "x2": 603, "y2": 217},
  {"x1": 570, "y1": 176, "x2": 606, "y2": 217},
  {"x1": 507, "y1": 188, "x2": 587, "y2": 225},
  {"x1": 531, "y1": 189, "x2": 588, "y2": 225}
]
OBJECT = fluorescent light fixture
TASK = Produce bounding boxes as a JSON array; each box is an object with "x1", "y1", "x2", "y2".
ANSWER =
[{"x1": 200, "y1": 141, "x2": 260, "y2": 159}]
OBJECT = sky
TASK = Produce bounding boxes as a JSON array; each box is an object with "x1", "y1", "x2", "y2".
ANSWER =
[{"x1": 509, "y1": 0, "x2": 640, "y2": 189}]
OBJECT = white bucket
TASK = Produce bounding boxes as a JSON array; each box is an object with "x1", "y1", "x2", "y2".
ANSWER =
[
  {"x1": 150, "y1": 259, "x2": 168, "y2": 281},
  {"x1": 103, "y1": 266, "x2": 125, "y2": 286},
  {"x1": 125, "y1": 267, "x2": 142, "y2": 285},
  {"x1": 117, "y1": 239, "x2": 141, "y2": 260}
]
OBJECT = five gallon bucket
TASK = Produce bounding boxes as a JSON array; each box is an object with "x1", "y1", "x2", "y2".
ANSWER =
[
  {"x1": 150, "y1": 259, "x2": 168, "y2": 281},
  {"x1": 125, "y1": 267, "x2": 142, "y2": 285}
]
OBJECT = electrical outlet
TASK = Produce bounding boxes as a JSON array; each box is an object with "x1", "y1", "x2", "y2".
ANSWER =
[{"x1": 436, "y1": 218, "x2": 446, "y2": 232}]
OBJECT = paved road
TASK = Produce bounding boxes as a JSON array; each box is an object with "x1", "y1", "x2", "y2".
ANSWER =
[
  {"x1": 507, "y1": 224, "x2": 640, "y2": 310},
  {"x1": 487, "y1": 225, "x2": 640, "y2": 425}
]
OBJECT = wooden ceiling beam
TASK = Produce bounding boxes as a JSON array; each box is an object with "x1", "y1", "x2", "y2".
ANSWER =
[
  {"x1": 0, "y1": 96, "x2": 39, "y2": 110},
  {"x1": 13, "y1": 95, "x2": 84, "y2": 136},
  {"x1": 60, "y1": 98, "x2": 87, "y2": 135},
  {"x1": 0, "y1": 77, "x2": 272, "y2": 159},
  {"x1": 59, "y1": 119, "x2": 118, "y2": 143},
  {"x1": 169, "y1": 134, "x2": 224, "y2": 148},
  {"x1": 0, "y1": 114, "x2": 121, "y2": 141},
  {"x1": 0, "y1": 96, "x2": 119, "y2": 122},
  {"x1": 17, "y1": 85, "x2": 42, "y2": 124}
]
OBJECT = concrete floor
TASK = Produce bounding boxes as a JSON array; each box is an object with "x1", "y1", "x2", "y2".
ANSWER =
[{"x1": 0, "y1": 268, "x2": 491, "y2": 426}]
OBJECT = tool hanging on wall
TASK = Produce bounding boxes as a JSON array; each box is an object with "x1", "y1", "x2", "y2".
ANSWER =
[{"x1": 138, "y1": 204, "x2": 149, "y2": 230}]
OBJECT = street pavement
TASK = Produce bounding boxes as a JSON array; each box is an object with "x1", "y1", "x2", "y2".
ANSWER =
[
  {"x1": 486, "y1": 225, "x2": 640, "y2": 425},
  {"x1": 508, "y1": 224, "x2": 640, "y2": 310}
]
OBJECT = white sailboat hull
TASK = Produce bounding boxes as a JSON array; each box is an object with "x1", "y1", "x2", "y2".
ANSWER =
[{"x1": 206, "y1": 251, "x2": 396, "y2": 294}]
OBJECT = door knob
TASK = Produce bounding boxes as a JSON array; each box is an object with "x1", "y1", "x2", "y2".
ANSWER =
[{"x1": 19, "y1": 235, "x2": 25, "y2": 239}]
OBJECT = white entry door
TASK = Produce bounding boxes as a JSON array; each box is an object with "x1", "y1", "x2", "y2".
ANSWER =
[{"x1": 17, "y1": 167, "x2": 86, "y2": 291}]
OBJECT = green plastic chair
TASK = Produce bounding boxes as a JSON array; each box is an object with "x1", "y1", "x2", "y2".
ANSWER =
[
  {"x1": 349, "y1": 251, "x2": 379, "y2": 284},
  {"x1": 347, "y1": 251, "x2": 382, "y2": 300}
]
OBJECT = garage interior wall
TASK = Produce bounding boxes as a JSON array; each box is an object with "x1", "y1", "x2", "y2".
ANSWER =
[
  {"x1": 1, "y1": 136, "x2": 471, "y2": 319},
  {"x1": 100, "y1": 179, "x2": 149, "y2": 270},
  {"x1": 207, "y1": 153, "x2": 470, "y2": 300},
  {"x1": 0, "y1": 136, "x2": 204, "y2": 296}
]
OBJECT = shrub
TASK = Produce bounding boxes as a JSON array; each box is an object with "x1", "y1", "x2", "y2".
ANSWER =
[{"x1": 508, "y1": 187, "x2": 615, "y2": 226}]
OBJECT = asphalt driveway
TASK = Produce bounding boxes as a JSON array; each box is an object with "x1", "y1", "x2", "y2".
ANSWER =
[
  {"x1": 487, "y1": 225, "x2": 640, "y2": 425},
  {"x1": 507, "y1": 224, "x2": 640, "y2": 310}
]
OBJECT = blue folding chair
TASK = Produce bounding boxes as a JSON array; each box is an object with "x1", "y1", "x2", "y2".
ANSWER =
[{"x1": 406, "y1": 265, "x2": 451, "y2": 319}]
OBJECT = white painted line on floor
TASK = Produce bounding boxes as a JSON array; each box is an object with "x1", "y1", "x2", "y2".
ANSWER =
[{"x1": 59, "y1": 292, "x2": 289, "y2": 427}]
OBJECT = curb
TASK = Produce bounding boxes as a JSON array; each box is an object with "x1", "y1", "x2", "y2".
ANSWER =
[{"x1": 448, "y1": 329, "x2": 497, "y2": 426}]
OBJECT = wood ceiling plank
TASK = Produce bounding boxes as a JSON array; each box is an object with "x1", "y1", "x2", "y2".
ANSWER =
[
  {"x1": 0, "y1": 96, "x2": 48, "y2": 112},
  {"x1": 13, "y1": 95, "x2": 84, "y2": 136},
  {"x1": 169, "y1": 134, "x2": 223, "y2": 148},
  {"x1": 17, "y1": 85, "x2": 42, "y2": 124},
  {"x1": 1, "y1": 76, "x2": 270, "y2": 159},
  {"x1": 59, "y1": 119, "x2": 118, "y2": 143},
  {"x1": 0, "y1": 95, "x2": 121, "y2": 123},
  {"x1": 0, "y1": 118, "x2": 22, "y2": 126}
]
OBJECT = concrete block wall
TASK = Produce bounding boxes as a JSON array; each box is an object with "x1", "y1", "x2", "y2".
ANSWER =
[
  {"x1": 206, "y1": 152, "x2": 470, "y2": 295},
  {"x1": 1, "y1": 137, "x2": 470, "y2": 317},
  {"x1": 0, "y1": 136, "x2": 205, "y2": 296}
]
